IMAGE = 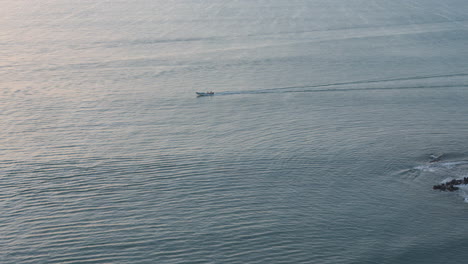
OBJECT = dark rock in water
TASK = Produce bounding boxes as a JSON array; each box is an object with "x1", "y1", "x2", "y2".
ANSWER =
[{"x1": 432, "y1": 180, "x2": 463, "y2": 192}]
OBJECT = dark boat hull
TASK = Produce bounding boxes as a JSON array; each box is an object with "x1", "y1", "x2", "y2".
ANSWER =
[{"x1": 196, "y1": 92, "x2": 215, "y2": 96}]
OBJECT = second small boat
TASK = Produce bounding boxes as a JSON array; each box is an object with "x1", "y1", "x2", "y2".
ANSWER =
[{"x1": 196, "y1": 91, "x2": 215, "y2": 96}]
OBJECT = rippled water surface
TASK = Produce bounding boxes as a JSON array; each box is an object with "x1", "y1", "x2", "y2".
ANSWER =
[{"x1": 3, "y1": 0, "x2": 468, "y2": 263}]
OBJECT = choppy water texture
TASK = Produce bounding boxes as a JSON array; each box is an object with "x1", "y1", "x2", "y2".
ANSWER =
[{"x1": 3, "y1": 0, "x2": 468, "y2": 263}]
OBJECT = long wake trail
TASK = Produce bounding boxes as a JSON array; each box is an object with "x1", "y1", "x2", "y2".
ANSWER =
[{"x1": 215, "y1": 73, "x2": 468, "y2": 96}]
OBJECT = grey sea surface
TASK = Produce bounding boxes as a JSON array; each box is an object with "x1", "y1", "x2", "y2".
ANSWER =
[{"x1": 3, "y1": 0, "x2": 468, "y2": 263}]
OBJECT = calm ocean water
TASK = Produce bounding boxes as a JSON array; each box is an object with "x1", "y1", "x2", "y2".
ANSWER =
[{"x1": 3, "y1": 0, "x2": 468, "y2": 263}]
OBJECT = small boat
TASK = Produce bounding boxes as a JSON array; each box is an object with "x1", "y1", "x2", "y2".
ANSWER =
[{"x1": 196, "y1": 91, "x2": 215, "y2": 96}]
